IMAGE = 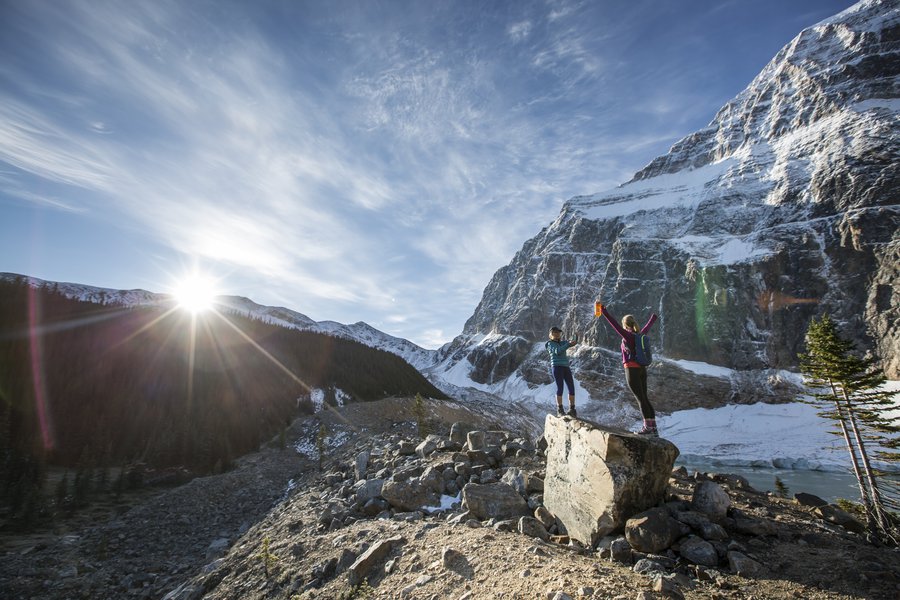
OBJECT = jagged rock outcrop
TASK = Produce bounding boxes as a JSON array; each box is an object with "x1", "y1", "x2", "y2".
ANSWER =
[
  {"x1": 542, "y1": 415, "x2": 680, "y2": 546},
  {"x1": 435, "y1": 0, "x2": 899, "y2": 421}
]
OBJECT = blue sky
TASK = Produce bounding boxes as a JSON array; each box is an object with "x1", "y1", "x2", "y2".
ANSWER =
[{"x1": 0, "y1": 0, "x2": 856, "y2": 348}]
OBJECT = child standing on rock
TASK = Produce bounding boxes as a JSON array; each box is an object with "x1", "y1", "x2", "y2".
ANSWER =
[
  {"x1": 546, "y1": 327, "x2": 578, "y2": 417},
  {"x1": 596, "y1": 304, "x2": 659, "y2": 436}
]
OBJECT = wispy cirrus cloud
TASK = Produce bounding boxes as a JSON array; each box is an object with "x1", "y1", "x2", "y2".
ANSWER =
[{"x1": 508, "y1": 20, "x2": 534, "y2": 42}]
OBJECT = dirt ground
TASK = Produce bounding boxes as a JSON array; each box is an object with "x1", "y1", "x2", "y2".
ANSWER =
[{"x1": 2, "y1": 397, "x2": 899, "y2": 600}]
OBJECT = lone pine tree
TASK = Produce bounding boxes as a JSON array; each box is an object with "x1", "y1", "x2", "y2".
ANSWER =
[{"x1": 798, "y1": 314, "x2": 898, "y2": 542}]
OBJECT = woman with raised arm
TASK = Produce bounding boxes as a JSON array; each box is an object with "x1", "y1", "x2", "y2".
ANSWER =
[
  {"x1": 596, "y1": 304, "x2": 659, "y2": 436},
  {"x1": 546, "y1": 326, "x2": 579, "y2": 418}
]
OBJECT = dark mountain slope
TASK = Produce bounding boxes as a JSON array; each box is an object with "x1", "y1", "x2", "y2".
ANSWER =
[{"x1": 0, "y1": 278, "x2": 446, "y2": 479}]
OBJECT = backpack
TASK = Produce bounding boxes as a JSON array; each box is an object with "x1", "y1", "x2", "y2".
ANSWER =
[{"x1": 631, "y1": 334, "x2": 653, "y2": 366}]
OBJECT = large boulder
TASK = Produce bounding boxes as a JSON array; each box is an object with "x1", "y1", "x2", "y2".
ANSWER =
[
  {"x1": 381, "y1": 479, "x2": 440, "y2": 512},
  {"x1": 543, "y1": 415, "x2": 679, "y2": 546},
  {"x1": 813, "y1": 504, "x2": 866, "y2": 534},
  {"x1": 347, "y1": 536, "x2": 405, "y2": 586},
  {"x1": 354, "y1": 479, "x2": 385, "y2": 505},
  {"x1": 691, "y1": 481, "x2": 731, "y2": 521},
  {"x1": 624, "y1": 507, "x2": 686, "y2": 554},
  {"x1": 461, "y1": 482, "x2": 530, "y2": 520}
]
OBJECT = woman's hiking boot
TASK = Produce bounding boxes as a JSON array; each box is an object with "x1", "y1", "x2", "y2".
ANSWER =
[{"x1": 567, "y1": 407, "x2": 577, "y2": 418}]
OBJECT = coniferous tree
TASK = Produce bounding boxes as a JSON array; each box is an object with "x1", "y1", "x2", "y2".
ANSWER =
[
  {"x1": 798, "y1": 314, "x2": 898, "y2": 542},
  {"x1": 316, "y1": 423, "x2": 328, "y2": 471},
  {"x1": 774, "y1": 476, "x2": 789, "y2": 499},
  {"x1": 413, "y1": 393, "x2": 431, "y2": 439},
  {"x1": 56, "y1": 471, "x2": 70, "y2": 509},
  {"x1": 113, "y1": 466, "x2": 126, "y2": 499}
]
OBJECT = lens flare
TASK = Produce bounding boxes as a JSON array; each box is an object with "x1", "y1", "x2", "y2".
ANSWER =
[
  {"x1": 172, "y1": 275, "x2": 218, "y2": 314},
  {"x1": 758, "y1": 290, "x2": 819, "y2": 312},
  {"x1": 27, "y1": 285, "x2": 54, "y2": 450}
]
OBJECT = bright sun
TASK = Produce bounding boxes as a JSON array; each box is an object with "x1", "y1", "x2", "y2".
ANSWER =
[{"x1": 173, "y1": 275, "x2": 218, "y2": 314}]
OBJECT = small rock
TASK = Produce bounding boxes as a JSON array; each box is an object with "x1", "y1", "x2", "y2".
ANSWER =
[
  {"x1": 416, "y1": 435, "x2": 444, "y2": 459},
  {"x1": 385, "y1": 558, "x2": 398, "y2": 574},
  {"x1": 466, "y1": 431, "x2": 486, "y2": 451},
  {"x1": 398, "y1": 441, "x2": 417, "y2": 455},
  {"x1": 355, "y1": 451, "x2": 370, "y2": 481},
  {"x1": 449, "y1": 422, "x2": 469, "y2": 445},
  {"x1": 678, "y1": 535, "x2": 719, "y2": 567},
  {"x1": 501, "y1": 468, "x2": 527, "y2": 496},
  {"x1": 527, "y1": 475, "x2": 545, "y2": 494},
  {"x1": 493, "y1": 519, "x2": 518, "y2": 533},
  {"x1": 691, "y1": 481, "x2": 731, "y2": 521},
  {"x1": 652, "y1": 574, "x2": 685, "y2": 599},
  {"x1": 441, "y1": 547, "x2": 470, "y2": 572},
  {"x1": 727, "y1": 551, "x2": 764, "y2": 578},
  {"x1": 448, "y1": 511, "x2": 472, "y2": 525},
  {"x1": 336, "y1": 548, "x2": 357, "y2": 574},
  {"x1": 733, "y1": 516, "x2": 777, "y2": 536},
  {"x1": 535, "y1": 506, "x2": 556, "y2": 529},
  {"x1": 813, "y1": 504, "x2": 866, "y2": 534},
  {"x1": 794, "y1": 492, "x2": 828, "y2": 508},
  {"x1": 712, "y1": 473, "x2": 755, "y2": 492},
  {"x1": 698, "y1": 521, "x2": 729, "y2": 541},
  {"x1": 625, "y1": 507, "x2": 685, "y2": 553},
  {"x1": 609, "y1": 537, "x2": 633, "y2": 565},
  {"x1": 633, "y1": 558, "x2": 667, "y2": 575},
  {"x1": 519, "y1": 516, "x2": 550, "y2": 541}
]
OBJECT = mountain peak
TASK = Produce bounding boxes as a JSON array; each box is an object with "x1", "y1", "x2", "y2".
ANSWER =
[{"x1": 630, "y1": 0, "x2": 899, "y2": 183}]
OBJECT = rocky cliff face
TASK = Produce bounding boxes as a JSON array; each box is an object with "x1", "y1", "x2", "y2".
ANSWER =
[{"x1": 434, "y1": 0, "x2": 900, "y2": 421}]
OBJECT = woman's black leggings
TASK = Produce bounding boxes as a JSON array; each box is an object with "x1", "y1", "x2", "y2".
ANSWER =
[
  {"x1": 625, "y1": 366, "x2": 655, "y2": 419},
  {"x1": 553, "y1": 365, "x2": 575, "y2": 396}
]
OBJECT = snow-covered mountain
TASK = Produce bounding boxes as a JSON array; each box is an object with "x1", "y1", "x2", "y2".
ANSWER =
[
  {"x1": 0, "y1": 272, "x2": 439, "y2": 371},
  {"x1": 427, "y1": 0, "x2": 900, "y2": 426},
  {"x1": 213, "y1": 295, "x2": 438, "y2": 371},
  {"x1": 0, "y1": 273, "x2": 167, "y2": 307}
]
